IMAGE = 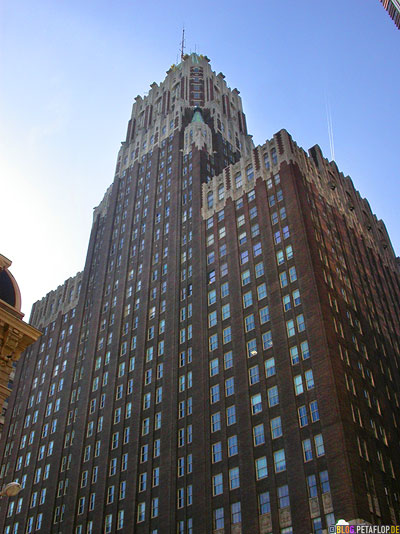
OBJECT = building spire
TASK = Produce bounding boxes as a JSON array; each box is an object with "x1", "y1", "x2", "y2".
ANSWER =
[{"x1": 180, "y1": 26, "x2": 186, "y2": 61}]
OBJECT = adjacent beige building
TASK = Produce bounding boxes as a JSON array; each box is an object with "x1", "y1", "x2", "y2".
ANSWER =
[{"x1": 0, "y1": 255, "x2": 41, "y2": 435}]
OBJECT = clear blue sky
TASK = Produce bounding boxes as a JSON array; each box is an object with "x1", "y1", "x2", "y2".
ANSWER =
[{"x1": 1, "y1": 0, "x2": 399, "y2": 317}]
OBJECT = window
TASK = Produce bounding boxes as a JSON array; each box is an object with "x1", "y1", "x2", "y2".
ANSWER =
[
  {"x1": 210, "y1": 385, "x2": 220, "y2": 404},
  {"x1": 302, "y1": 439, "x2": 313, "y2": 461},
  {"x1": 245, "y1": 314, "x2": 255, "y2": 332},
  {"x1": 259, "y1": 491, "x2": 271, "y2": 515},
  {"x1": 137, "y1": 502, "x2": 146, "y2": 523},
  {"x1": 307, "y1": 474, "x2": 318, "y2": 497},
  {"x1": 225, "y1": 378, "x2": 235, "y2": 396},
  {"x1": 209, "y1": 358, "x2": 219, "y2": 377},
  {"x1": 262, "y1": 331, "x2": 273, "y2": 350},
  {"x1": 297, "y1": 314, "x2": 306, "y2": 332},
  {"x1": 314, "y1": 434, "x2": 325, "y2": 456},
  {"x1": 231, "y1": 502, "x2": 241, "y2": 524},
  {"x1": 257, "y1": 283, "x2": 267, "y2": 300},
  {"x1": 221, "y1": 282, "x2": 229, "y2": 297},
  {"x1": 290, "y1": 346, "x2": 299, "y2": 365},
  {"x1": 253, "y1": 243, "x2": 262, "y2": 257},
  {"x1": 278, "y1": 485, "x2": 289, "y2": 508},
  {"x1": 211, "y1": 412, "x2": 221, "y2": 432},
  {"x1": 209, "y1": 334, "x2": 218, "y2": 351},
  {"x1": 249, "y1": 365, "x2": 260, "y2": 385},
  {"x1": 212, "y1": 474, "x2": 223, "y2": 496},
  {"x1": 212, "y1": 442, "x2": 222, "y2": 463},
  {"x1": 247, "y1": 339, "x2": 257, "y2": 357},
  {"x1": 243, "y1": 291, "x2": 253, "y2": 308},
  {"x1": 298, "y1": 405, "x2": 308, "y2": 427},
  {"x1": 208, "y1": 289, "x2": 216, "y2": 305},
  {"x1": 229, "y1": 467, "x2": 240, "y2": 489},
  {"x1": 274, "y1": 449, "x2": 286, "y2": 472},
  {"x1": 226, "y1": 405, "x2": 236, "y2": 425},
  {"x1": 255, "y1": 262, "x2": 264, "y2": 277},
  {"x1": 228, "y1": 435, "x2": 238, "y2": 456},
  {"x1": 241, "y1": 270, "x2": 250, "y2": 285},
  {"x1": 223, "y1": 327, "x2": 232, "y2": 344},
  {"x1": 286, "y1": 319, "x2": 295, "y2": 337},
  {"x1": 265, "y1": 357, "x2": 275, "y2": 377},
  {"x1": 240, "y1": 251, "x2": 248, "y2": 264},
  {"x1": 208, "y1": 310, "x2": 217, "y2": 327},
  {"x1": 224, "y1": 351, "x2": 233, "y2": 369},
  {"x1": 267, "y1": 386, "x2": 279, "y2": 407},
  {"x1": 213, "y1": 508, "x2": 224, "y2": 529},
  {"x1": 255, "y1": 457, "x2": 268, "y2": 479},
  {"x1": 294, "y1": 375, "x2": 304, "y2": 395},
  {"x1": 253, "y1": 423, "x2": 265, "y2": 446},
  {"x1": 319, "y1": 470, "x2": 330, "y2": 493},
  {"x1": 283, "y1": 294, "x2": 291, "y2": 312},
  {"x1": 259, "y1": 306, "x2": 270, "y2": 324},
  {"x1": 271, "y1": 416, "x2": 282, "y2": 439},
  {"x1": 280, "y1": 271, "x2": 288, "y2": 287},
  {"x1": 310, "y1": 400, "x2": 319, "y2": 422},
  {"x1": 251, "y1": 393, "x2": 262, "y2": 414},
  {"x1": 305, "y1": 369, "x2": 314, "y2": 389},
  {"x1": 222, "y1": 303, "x2": 230, "y2": 320},
  {"x1": 301, "y1": 341, "x2": 310, "y2": 359}
]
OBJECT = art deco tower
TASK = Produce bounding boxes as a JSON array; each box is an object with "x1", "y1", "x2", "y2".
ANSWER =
[{"x1": 0, "y1": 54, "x2": 399, "y2": 534}]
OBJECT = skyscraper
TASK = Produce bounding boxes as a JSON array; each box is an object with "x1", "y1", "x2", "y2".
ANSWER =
[
  {"x1": 379, "y1": 0, "x2": 400, "y2": 29},
  {"x1": 0, "y1": 53, "x2": 399, "y2": 534}
]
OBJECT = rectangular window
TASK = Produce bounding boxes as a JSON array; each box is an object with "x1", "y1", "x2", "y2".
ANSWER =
[
  {"x1": 286, "y1": 319, "x2": 295, "y2": 337},
  {"x1": 290, "y1": 346, "x2": 299, "y2": 365},
  {"x1": 212, "y1": 442, "x2": 222, "y2": 463},
  {"x1": 302, "y1": 439, "x2": 313, "y2": 461},
  {"x1": 231, "y1": 502, "x2": 241, "y2": 524},
  {"x1": 255, "y1": 457, "x2": 268, "y2": 479},
  {"x1": 271, "y1": 416, "x2": 282, "y2": 439},
  {"x1": 267, "y1": 386, "x2": 279, "y2": 407},
  {"x1": 262, "y1": 331, "x2": 273, "y2": 350},
  {"x1": 274, "y1": 449, "x2": 286, "y2": 472},
  {"x1": 229, "y1": 467, "x2": 240, "y2": 489},
  {"x1": 259, "y1": 306, "x2": 270, "y2": 324},
  {"x1": 310, "y1": 400, "x2": 319, "y2": 422},
  {"x1": 211, "y1": 412, "x2": 221, "y2": 432},
  {"x1": 245, "y1": 314, "x2": 255, "y2": 332},
  {"x1": 253, "y1": 423, "x2": 265, "y2": 446},
  {"x1": 226, "y1": 405, "x2": 236, "y2": 425},
  {"x1": 265, "y1": 357, "x2": 275, "y2": 377},
  {"x1": 257, "y1": 283, "x2": 267, "y2": 300},
  {"x1": 225, "y1": 378, "x2": 235, "y2": 396},
  {"x1": 314, "y1": 434, "x2": 325, "y2": 457},
  {"x1": 228, "y1": 435, "x2": 238, "y2": 456},
  {"x1": 210, "y1": 385, "x2": 220, "y2": 404},
  {"x1": 298, "y1": 405, "x2": 308, "y2": 427},
  {"x1": 251, "y1": 393, "x2": 262, "y2": 414},
  {"x1": 259, "y1": 491, "x2": 271, "y2": 515},
  {"x1": 212, "y1": 473, "x2": 223, "y2": 496},
  {"x1": 278, "y1": 485, "x2": 289, "y2": 508},
  {"x1": 249, "y1": 365, "x2": 260, "y2": 385},
  {"x1": 294, "y1": 375, "x2": 304, "y2": 395}
]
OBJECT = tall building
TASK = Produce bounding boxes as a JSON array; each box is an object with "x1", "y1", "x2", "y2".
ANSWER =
[
  {"x1": 0, "y1": 54, "x2": 399, "y2": 534},
  {"x1": 379, "y1": 0, "x2": 400, "y2": 29}
]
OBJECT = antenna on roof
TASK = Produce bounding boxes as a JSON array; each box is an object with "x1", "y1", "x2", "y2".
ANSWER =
[
  {"x1": 180, "y1": 26, "x2": 186, "y2": 61},
  {"x1": 325, "y1": 92, "x2": 335, "y2": 162}
]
